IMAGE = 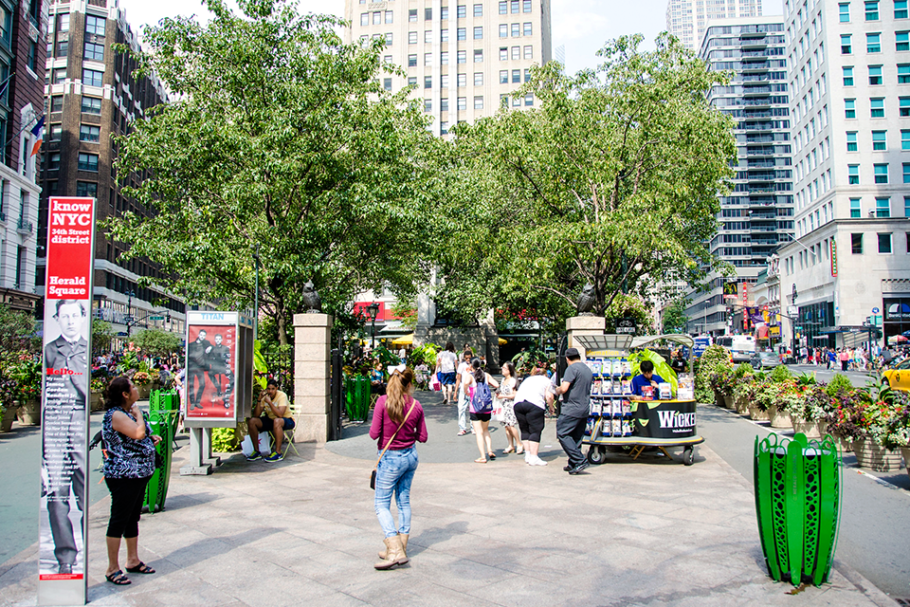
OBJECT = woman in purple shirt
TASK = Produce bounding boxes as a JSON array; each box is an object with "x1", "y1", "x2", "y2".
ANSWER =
[{"x1": 369, "y1": 367, "x2": 428, "y2": 570}]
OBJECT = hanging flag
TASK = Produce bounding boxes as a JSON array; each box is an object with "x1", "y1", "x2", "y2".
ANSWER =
[{"x1": 30, "y1": 116, "x2": 45, "y2": 157}]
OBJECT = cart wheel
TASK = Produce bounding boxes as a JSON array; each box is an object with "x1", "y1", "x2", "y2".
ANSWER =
[
  {"x1": 683, "y1": 446, "x2": 695, "y2": 466},
  {"x1": 587, "y1": 446, "x2": 606, "y2": 465}
]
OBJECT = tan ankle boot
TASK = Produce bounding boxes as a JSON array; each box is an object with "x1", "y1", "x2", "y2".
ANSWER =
[
  {"x1": 378, "y1": 533, "x2": 408, "y2": 560},
  {"x1": 374, "y1": 535, "x2": 406, "y2": 570}
]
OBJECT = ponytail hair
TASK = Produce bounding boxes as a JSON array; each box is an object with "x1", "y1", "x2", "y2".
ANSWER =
[
  {"x1": 471, "y1": 357, "x2": 485, "y2": 384},
  {"x1": 385, "y1": 367, "x2": 415, "y2": 424}
]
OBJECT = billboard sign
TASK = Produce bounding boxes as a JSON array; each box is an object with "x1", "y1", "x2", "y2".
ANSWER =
[{"x1": 39, "y1": 197, "x2": 95, "y2": 606}]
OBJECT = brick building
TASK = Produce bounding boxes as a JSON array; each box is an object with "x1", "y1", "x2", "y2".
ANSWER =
[
  {"x1": 38, "y1": 0, "x2": 185, "y2": 340},
  {"x1": 0, "y1": 0, "x2": 46, "y2": 312}
]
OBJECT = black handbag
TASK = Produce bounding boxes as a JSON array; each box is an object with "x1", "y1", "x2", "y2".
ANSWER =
[{"x1": 370, "y1": 400, "x2": 418, "y2": 490}]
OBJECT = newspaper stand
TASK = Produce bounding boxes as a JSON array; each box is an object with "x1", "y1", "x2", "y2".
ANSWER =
[{"x1": 574, "y1": 334, "x2": 705, "y2": 467}]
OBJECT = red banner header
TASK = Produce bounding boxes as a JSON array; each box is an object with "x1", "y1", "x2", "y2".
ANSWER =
[{"x1": 45, "y1": 197, "x2": 95, "y2": 300}]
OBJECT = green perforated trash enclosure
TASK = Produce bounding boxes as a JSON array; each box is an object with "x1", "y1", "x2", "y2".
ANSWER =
[
  {"x1": 753, "y1": 433, "x2": 842, "y2": 587},
  {"x1": 143, "y1": 390, "x2": 179, "y2": 513}
]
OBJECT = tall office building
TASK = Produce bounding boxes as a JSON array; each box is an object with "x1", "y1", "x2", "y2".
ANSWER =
[
  {"x1": 39, "y1": 0, "x2": 185, "y2": 339},
  {"x1": 686, "y1": 17, "x2": 793, "y2": 335},
  {"x1": 777, "y1": 0, "x2": 910, "y2": 348},
  {"x1": 345, "y1": 0, "x2": 553, "y2": 137},
  {"x1": 0, "y1": 0, "x2": 46, "y2": 314},
  {"x1": 666, "y1": 0, "x2": 763, "y2": 49}
]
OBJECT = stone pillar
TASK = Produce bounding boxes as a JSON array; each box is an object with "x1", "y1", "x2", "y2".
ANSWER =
[
  {"x1": 566, "y1": 316, "x2": 606, "y2": 360},
  {"x1": 294, "y1": 313, "x2": 332, "y2": 443}
]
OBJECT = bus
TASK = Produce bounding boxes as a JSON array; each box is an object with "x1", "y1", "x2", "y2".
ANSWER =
[
  {"x1": 693, "y1": 335, "x2": 713, "y2": 358},
  {"x1": 715, "y1": 335, "x2": 756, "y2": 363}
]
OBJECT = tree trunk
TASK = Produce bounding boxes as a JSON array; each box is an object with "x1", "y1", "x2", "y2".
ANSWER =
[{"x1": 277, "y1": 312, "x2": 288, "y2": 346}]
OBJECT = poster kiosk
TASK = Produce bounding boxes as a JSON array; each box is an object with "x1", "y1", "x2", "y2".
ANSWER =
[
  {"x1": 181, "y1": 311, "x2": 254, "y2": 475},
  {"x1": 572, "y1": 334, "x2": 704, "y2": 467}
]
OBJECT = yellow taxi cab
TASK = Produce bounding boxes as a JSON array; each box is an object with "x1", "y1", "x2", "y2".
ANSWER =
[{"x1": 881, "y1": 358, "x2": 910, "y2": 391}]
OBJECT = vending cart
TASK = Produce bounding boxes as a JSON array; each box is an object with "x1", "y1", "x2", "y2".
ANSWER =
[{"x1": 572, "y1": 334, "x2": 704, "y2": 467}]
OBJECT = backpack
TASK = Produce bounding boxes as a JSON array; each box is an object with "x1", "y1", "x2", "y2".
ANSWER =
[{"x1": 471, "y1": 380, "x2": 494, "y2": 414}]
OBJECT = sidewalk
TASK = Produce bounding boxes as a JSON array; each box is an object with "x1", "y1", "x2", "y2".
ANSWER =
[{"x1": 0, "y1": 392, "x2": 898, "y2": 607}]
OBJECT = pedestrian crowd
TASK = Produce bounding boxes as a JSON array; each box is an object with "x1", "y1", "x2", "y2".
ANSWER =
[{"x1": 782, "y1": 344, "x2": 908, "y2": 371}]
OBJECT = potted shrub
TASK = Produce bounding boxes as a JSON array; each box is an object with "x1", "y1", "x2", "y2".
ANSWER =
[
  {"x1": 879, "y1": 395, "x2": 910, "y2": 480},
  {"x1": 787, "y1": 384, "x2": 832, "y2": 438},
  {"x1": 828, "y1": 393, "x2": 903, "y2": 471},
  {"x1": 731, "y1": 363, "x2": 755, "y2": 414},
  {"x1": 695, "y1": 345, "x2": 732, "y2": 405},
  {"x1": 769, "y1": 380, "x2": 801, "y2": 429},
  {"x1": 12, "y1": 357, "x2": 42, "y2": 426},
  {"x1": 133, "y1": 371, "x2": 152, "y2": 399},
  {"x1": 90, "y1": 378, "x2": 108, "y2": 412},
  {"x1": 0, "y1": 377, "x2": 19, "y2": 432},
  {"x1": 708, "y1": 369, "x2": 735, "y2": 408}
]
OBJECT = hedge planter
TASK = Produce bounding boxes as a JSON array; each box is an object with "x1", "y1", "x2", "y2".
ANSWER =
[
  {"x1": 792, "y1": 419, "x2": 821, "y2": 439},
  {"x1": 769, "y1": 408, "x2": 792, "y2": 429},
  {"x1": 734, "y1": 395, "x2": 749, "y2": 414},
  {"x1": 853, "y1": 440, "x2": 902, "y2": 472},
  {"x1": 16, "y1": 399, "x2": 40, "y2": 426},
  {"x1": 90, "y1": 392, "x2": 104, "y2": 412},
  {"x1": 723, "y1": 394, "x2": 734, "y2": 409},
  {"x1": 748, "y1": 406, "x2": 770, "y2": 422},
  {"x1": 1, "y1": 406, "x2": 17, "y2": 432}
]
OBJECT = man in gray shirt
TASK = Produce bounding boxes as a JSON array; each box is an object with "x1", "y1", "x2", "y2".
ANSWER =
[{"x1": 553, "y1": 347, "x2": 593, "y2": 474}]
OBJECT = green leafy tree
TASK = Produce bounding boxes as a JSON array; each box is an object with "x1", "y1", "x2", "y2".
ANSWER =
[
  {"x1": 130, "y1": 329, "x2": 183, "y2": 358},
  {"x1": 107, "y1": 0, "x2": 438, "y2": 345},
  {"x1": 662, "y1": 298, "x2": 690, "y2": 334},
  {"x1": 91, "y1": 320, "x2": 115, "y2": 356},
  {"x1": 390, "y1": 298, "x2": 418, "y2": 332},
  {"x1": 434, "y1": 34, "x2": 735, "y2": 321}
]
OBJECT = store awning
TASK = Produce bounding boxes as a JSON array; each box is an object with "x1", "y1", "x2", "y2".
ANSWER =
[
  {"x1": 391, "y1": 334, "x2": 414, "y2": 346},
  {"x1": 498, "y1": 337, "x2": 507, "y2": 345}
]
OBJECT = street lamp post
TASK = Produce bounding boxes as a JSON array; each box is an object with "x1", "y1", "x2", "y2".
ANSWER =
[
  {"x1": 126, "y1": 290, "x2": 135, "y2": 337},
  {"x1": 790, "y1": 284, "x2": 799, "y2": 358},
  {"x1": 367, "y1": 303, "x2": 380, "y2": 349}
]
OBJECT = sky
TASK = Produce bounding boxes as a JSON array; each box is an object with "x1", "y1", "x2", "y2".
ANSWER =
[{"x1": 117, "y1": 0, "x2": 783, "y2": 75}]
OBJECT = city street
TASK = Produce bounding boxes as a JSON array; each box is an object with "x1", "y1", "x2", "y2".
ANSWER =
[{"x1": 748, "y1": 363, "x2": 878, "y2": 388}]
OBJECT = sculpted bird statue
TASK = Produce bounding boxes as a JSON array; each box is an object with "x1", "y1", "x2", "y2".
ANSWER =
[
  {"x1": 302, "y1": 281, "x2": 322, "y2": 313},
  {"x1": 576, "y1": 283, "x2": 596, "y2": 316}
]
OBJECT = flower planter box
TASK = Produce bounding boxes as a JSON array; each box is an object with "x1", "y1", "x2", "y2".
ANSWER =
[
  {"x1": 853, "y1": 440, "x2": 902, "y2": 472},
  {"x1": 138, "y1": 385, "x2": 151, "y2": 400},
  {"x1": 839, "y1": 438, "x2": 853, "y2": 453},
  {"x1": 90, "y1": 392, "x2": 104, "y2": 412},
  {"x1": 1, "y1": 406, "x2": 17, "y2": 432},
  {"x1": 792, "y1": 419, "x2": 821, "y2": 438},
  {"x1": 902, "y1": 448, "x2": 910, "y2": 481},
  {"x1": 714, "y1": 391, "x2": 724, "y2": 407},
  {"x1": 16, "y1": 399, "x2": 40, "y2": 426},
  {"x1": 748, "y1": 405, "x2": 769, "y2": 421},
  {"x1": 734, "y1": 394, "x2": 749, "y2": 414},
  {"x1": 723, "y1": 394, "x2": 734, "y2": 409},
  {"x1": 769, "y1": 408, "x2": 792, "y2": 429}
]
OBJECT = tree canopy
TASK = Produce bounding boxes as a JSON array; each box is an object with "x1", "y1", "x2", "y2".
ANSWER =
[
  {"x1": 431, "y1": 34, "x2": 735, "y2": 324},
  {"x1": 108, "y1": 0, "x2": 439, "y2": 344}
]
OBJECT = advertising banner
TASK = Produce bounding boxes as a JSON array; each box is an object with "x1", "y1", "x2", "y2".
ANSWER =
[
  {"x1": 185, "y1": 312, "x2": 239, "y2": 422},
  {"x1": 39, "y1": 197, "x2": 95, "y2": 606}
]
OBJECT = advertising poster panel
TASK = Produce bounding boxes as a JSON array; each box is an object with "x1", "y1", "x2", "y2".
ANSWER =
[
  {"x1": 39, "y1": 197, "x2": 95, "y2": 605},
  {"x1": 185, "y1": 312, "x2": 238, "y2": 421}
]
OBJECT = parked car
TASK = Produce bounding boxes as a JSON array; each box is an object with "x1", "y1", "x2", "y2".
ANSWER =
[
  {"x1": 750, "y1": 351, "x2": 781, "y2": 370},
  {"x1": 881, "y1": 357, "x2": 910, "y2": 391}
]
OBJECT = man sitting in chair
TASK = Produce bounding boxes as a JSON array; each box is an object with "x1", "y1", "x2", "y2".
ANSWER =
[{"x1": 247, "y1": 379, "x2": 295, "y2": 462}]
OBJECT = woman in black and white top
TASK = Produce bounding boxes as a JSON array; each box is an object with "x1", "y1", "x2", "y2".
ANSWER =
[
  {"x1": 101, "y1": 376, "x2": 161, "y2": 585},
  {"x1": 463, "y1": 358, "x2": 500, "y2": 463}
]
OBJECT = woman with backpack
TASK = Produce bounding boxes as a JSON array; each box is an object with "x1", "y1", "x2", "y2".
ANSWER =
[{"x1": 463, "y1": 358, "x2": 500, "y2": 463}]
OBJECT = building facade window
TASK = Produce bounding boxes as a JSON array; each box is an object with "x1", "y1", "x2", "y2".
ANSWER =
[
  {"x1": 874, "y1": 163, "x2": 889, "y2": 183},
  {"x1": 877, "y1": 197, "x2": 891, "y2": 217},
  {"x1": 840, "y1": 2, "x2": 851, "y2": 21},
  {"x1": 474, "y1": 26, "x2": 483, "y2": 39},
  {"x1": 473, "y1": 72, "x2": 483, "y2": 85},
  {"x1": 873, "y1": 130, "x2": 887, "y2": 150},
  {"x1": 851, "y1": 198, "x2": 862, "y2": 217},
  {"x1": 898, "y1": 31, "x2": 909, "y2": 50},
  {"x1": 866, "y1": 0, "x2": 880, "y2": 19},
  {"x1": 842, "y1": 34, "x2": 852, "y2": 53},
  {"x1": 474, "y1": 49, "x2": 483, "y2": 62},
  {"x1": 79, "y1": 124, "x2": 100, "y2": 142},
  {"x1": 869, "y1": 65, "x2": 882, "y2": 84},
  {"x1": 845, "y1": 98, "x2": 856, "y2": 118},
  {"x1": 847, "y1": 131, "x2": 858, "y2": 150},
  {"x1": 879, "y1": 233, "x2": 892, "y2": 253},
  {"x1": 76, "y1": 181, "x2": 97, "y2": 197},
  {"x1": 899, "y1": 64, "x2": 910, "y2": 82},
  {"x1": 867, "y1": 34, "x2": 881, "y2": 53},
  {"x1": 85, "y1": 14, "x2": 105, "y2": 36},
  {"x1": 871, "y1": 97, "x2": 884, "y2": 116},
  {"x1": 899, "y1": 0, "x2": 910, "y2": 17},
  {"x1": 77, "y1": 152, "x2": 98, "y2": 172},
  {"x1": 849, "y1": 164, "x2": 860, "y2": 183},
  {"x1": 843, "y1": 66, "x2": 854, "y2": 85},
  {"x1": 474, "y1": 96, "x2": 483, "y2": 109},
  {"x1": 83, "y1": 68, "x2": 103, "y2": 86}
]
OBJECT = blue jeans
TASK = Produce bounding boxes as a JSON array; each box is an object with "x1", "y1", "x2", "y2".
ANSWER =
[{"x1": 374, "y1": 446, "x2": 419, "y2": 538}]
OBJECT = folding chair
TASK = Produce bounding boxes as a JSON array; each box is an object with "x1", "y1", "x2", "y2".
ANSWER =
[{"x1": 268, "y1": 401, "x2": 300, "y2": 458}]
